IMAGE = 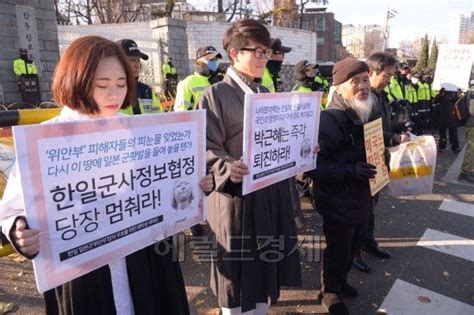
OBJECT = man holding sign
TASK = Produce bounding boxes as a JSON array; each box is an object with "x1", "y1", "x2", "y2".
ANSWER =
[
  {"x1": 199, "y1": 19, "x2": 303, "y2": 315},
  {"x1": 308, "y1": 58, "x2": 384, "y2": 314}
]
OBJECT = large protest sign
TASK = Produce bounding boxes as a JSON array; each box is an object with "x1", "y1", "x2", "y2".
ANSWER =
[
  {"x1": 363, "y1": 118, "x2": 389, "y2": 196},
  {"x1": 242, "y1": 92, "x2": 321, "y2": 195},
  {"x1": 12, "y1": 110, "x2": 206, "y2": 293},
  {"x1": 432, "y1": 44, "x2": 474, "y2": 91}
]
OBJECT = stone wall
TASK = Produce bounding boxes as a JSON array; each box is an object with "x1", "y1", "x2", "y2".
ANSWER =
[
  {"x1": 151, "y1": 18, "x2": 190, "y2": 81},
  {"x1": 0, "y1": 0, "x2": 59, "y2": 104},
  {"x1": 58, "y1": 22, "x2": 162, "y2": 90},
  {"x1": 53, "y1": 19, "x2": 317, "y2": 96}
]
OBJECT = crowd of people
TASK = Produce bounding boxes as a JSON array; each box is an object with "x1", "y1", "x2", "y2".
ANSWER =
[{"x1": 1, "y1": 17, "x2": 473, "y2": 315}]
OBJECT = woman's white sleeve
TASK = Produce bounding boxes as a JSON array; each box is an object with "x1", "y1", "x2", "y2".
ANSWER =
[{"x1": 0, "y1": 164, "x2": 25, "y2": 241}]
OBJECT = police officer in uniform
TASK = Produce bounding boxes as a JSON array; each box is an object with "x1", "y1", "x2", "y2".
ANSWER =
[
  {"x1": 162, "y1": 57, "x2": 178, "y2": 99},
  {"x1": 261, "y1": 38, "x2": 292, "y2": 93},
  {"x1": 174, "y1": 46, "x2": 223, "y2": 236},
  {"x1": 292, "y1": 60, "x2": 325, "y2": 94},
  {"x1": 116, "y1": 39, "x2": 161, "y2": 115},
  {"x1": 12, "y1": 48, "x2": 38, "y2": 78},
  {"x1": 174, "y1": 46, "x2": 223, "y2": 111}
]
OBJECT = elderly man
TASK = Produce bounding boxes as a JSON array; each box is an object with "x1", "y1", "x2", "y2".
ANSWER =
[
  {"x1": 308, "y1": 58, "x2": 379, "y2": 315},
  {"x1": 352, "y1": 52, "x2": 411, "y2": 273}
]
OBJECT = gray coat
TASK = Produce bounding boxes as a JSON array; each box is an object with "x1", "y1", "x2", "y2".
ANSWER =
[
  {"x1": 198, "y1": 69, "x2": 302, "y2": 312},
  {"x1": 462, "y1": 90, "x2": 474, "y2": 128}
]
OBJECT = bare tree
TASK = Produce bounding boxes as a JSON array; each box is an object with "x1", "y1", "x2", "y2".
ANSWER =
[
  {"x1": 298, "y1": 0, "x2": 310, "y2": 29},
  {"x1": 218, "y1": 0, "x2": 224, "y2": 12},
  {"x1": 363, "y1": 29, "x2": 384, "y2": 57},
  {"x1": 75, "y1": 0, "x2": 94, "y2": 24},
  {"x1": 164, "y1": 0, "x2": 175, "y2": 17},
  {"x1": 398, "y1": 40, "x2": 417, "y2": 59},
  {"x1": 54, "y1": 0, "x2": 73, "y2": 25},
  {"x1": 272, "y1": 0, "x2": 296, "y2": 27},
  {"x1": 225, "y1": 0, "x2": 241, "y2": 22},
  {"x1": 54, "y1": 0, "x2": 162, "y2": 25}
]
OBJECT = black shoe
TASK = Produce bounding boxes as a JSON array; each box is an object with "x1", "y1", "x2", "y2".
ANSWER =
[
  {"x1": 352, "y1": 255, "x2": 371, "y2": 273},
  {"x1": 321, "y1": 293, "x2": 349, "y2": 315},
  {"x1": 363, "y1": 245, "x2": 391, "y2": 259},
  {"x1": 341, "y1": 283, "x2": 358, "y2": 299},
  {"x1": 458, "y1": 173, "x2": 474, "y2": 184},
  {"x1": 452, "y1": 147, "x2": 461, "y2": 153},
  {"x1": 189, "y1": 224, "x2": 204, "y2": 237}
]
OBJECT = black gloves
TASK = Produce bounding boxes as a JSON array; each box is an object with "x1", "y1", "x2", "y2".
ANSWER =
[{"x1": 351, "y1": 162, "x2": 377, "y2": 180}]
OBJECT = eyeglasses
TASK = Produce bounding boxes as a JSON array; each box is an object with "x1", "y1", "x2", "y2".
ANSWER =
[
  {"x1": 239, "y1": 47, "x2": 273, "y2": 59},
  {"x1": 272, "y1": 51, "x2": 285, "y2": 57}
]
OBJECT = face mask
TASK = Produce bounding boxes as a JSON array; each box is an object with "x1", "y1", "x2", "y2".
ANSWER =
[
  {"x1": 207, "y1": 60, "x2": 220, "y2": 72},
  {"x1": 411, "y1": 78, "x2": 419, "y2": 85},
  {"x1": 266, "y1": 60, "x2": 283, "y2": 74},
  {"x1": 196, "y1": 63, "x2": 211, "y2": 77}
]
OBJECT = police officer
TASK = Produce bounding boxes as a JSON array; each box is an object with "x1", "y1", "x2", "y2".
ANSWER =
[
  {"x1": 12, "y1": 48, "x2": 37, "y2": 79},
  {"x1": 162, "y1": 57, "x2": 178, "y2": 99},
  {"x1": 314, "y1": 68, "x2": 330, "y2": 92},
  {"x1": 174, "y1": 46, "x2": 223, "y2": 237},
  {"x1": 416, "y1": 73, "x2": 432, "y2": 134},
  {"x1": 116, "y1": 39, "x2": 161, "y2": 115},
  {"x1": 385, "y1": 65, "x2": 410, "y2": 103},
  {"x1": 174, "y1": 46, "x2": 223, "y2": 111},
  {"x1": 292, "y1": 60, "x2": 324, "y2": 93},
  {"x1": 262, "y1": 38, "x2": 292, "y2": 93},
  {"x1": 406, "y1": 72, "x2": 420, "y2": 133}
]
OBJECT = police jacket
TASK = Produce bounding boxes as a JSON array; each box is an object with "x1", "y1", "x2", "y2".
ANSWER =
[
  {"x1": 13, "y1": 58, "x2": 37, "y2": 77},
  {"x1": 120, "y1": 81, "x2": 161, "y2": 115},
  {"x1": 162, "y1": 63, "x2": 177, "y2": 79},
  {"x1": 174, "y1": 72, "x2": 211, "y2": 111},
  {"x1": 308, "y1": 93, "x2": 380, "y2": 224}
]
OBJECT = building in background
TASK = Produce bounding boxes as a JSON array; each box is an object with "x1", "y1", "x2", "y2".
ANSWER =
[
  {"x1": 342, "y1": 24, "x2": 384, "y2": 59},
  {"x1": 300, "y1": 7, "x2": 339, "y2": 62},
  {"x1": 449, "y1": 12, "x2": 474, "y2": 44}
]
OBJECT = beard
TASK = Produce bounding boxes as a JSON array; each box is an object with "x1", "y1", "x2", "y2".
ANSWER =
[{"x1": 347, "y1": 93, "x2": 375, "y2": 124}]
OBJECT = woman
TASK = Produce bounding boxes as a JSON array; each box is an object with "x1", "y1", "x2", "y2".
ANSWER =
[
  {"x1": 0, "y1": 36, "x2": 213, "y2": 315},
  {"x1": 198, "y1": 19, "x2": 306, "y2": 315}
]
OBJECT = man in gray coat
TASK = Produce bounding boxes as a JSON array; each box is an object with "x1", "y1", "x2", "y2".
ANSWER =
[{"x1": 199, "y1": 19, "x2": 302, "y2": 314}]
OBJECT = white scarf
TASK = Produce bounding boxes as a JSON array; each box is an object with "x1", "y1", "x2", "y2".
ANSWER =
[{"x1": 226, "y1": 67, "x2": 255, "y2": 95}]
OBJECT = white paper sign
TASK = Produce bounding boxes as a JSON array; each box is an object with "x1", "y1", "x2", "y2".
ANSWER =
[
  {"x1": 242, "y1": 92, "x2": 321, "y2": 195},
  {"x1": 432, "y1": 44, "x2": 474, "y2": 91},
  {"x1": 12, "y1": 111, "x2": 206, "y2": 293}
]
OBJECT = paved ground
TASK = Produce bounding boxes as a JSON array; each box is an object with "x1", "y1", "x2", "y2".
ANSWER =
[{"x1": 1, "y1": 130, "x2": 473, "y2": 314}]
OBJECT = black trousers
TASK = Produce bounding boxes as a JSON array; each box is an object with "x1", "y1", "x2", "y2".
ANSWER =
[
  {"x1": 439, "y1": 128, "x2": 460, "y2": 150},
  {"x1": 363, "y1": 196, "x2": 378, "y2": 248},
  {"x1": 321, "y1": 218, "x2": 367, "y2": 293}
]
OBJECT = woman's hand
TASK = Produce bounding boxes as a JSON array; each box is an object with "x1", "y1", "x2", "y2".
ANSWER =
[
  {"x1": 12, "y1": 218, "x2": 40, "y2": 258},
  {"x1": 200, "y1": 173, "x2": 214, "y2": 193},
  {"x1": 229, "y1": 160, "x2": 249, "y2": 183}
]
